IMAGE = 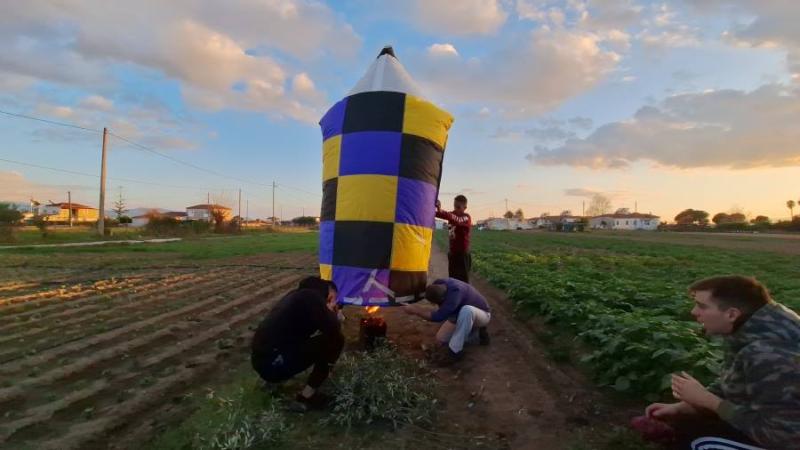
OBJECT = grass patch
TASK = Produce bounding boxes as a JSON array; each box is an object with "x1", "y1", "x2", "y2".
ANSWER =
[
  {"x1": 150, "y1": 347, "x2": 437, "y2": 450},
  {"x1": 0, "y1": 232, "x2": 318, "y2": 268},
  {"x1": 323, "y1": 345, "x2": 437, "y2": 429}
]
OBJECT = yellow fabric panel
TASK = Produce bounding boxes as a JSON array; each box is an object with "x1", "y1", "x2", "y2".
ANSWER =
[
  {"x1": 335, "y1": 175, "x2": 397, "y2": 222},
  {"x1": 390, "y1": 223, "x2": 433, "y2": 271},
  {"x1": 402, "y1": 95, "x2": 454, "y2": 149},
  {"x1": 319, "y1": 264, "x2": 333, "y2": 281},
  {"x1": 322, "y1": 135, "x2": 341, "y2": 181}
]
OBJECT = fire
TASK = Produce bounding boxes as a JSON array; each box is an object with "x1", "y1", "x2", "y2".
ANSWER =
[{"x1": 365, "y1": 306, "x2": 380, "y2": 314}]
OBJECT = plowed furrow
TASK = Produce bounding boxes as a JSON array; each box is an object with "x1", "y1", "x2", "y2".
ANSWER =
[{"x1": 0, "y1": 273, "x2": 300, "y2": 402}]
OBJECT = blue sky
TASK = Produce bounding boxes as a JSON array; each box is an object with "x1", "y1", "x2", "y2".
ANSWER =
[{"x1": 1, "y1": 1, "x2": 799, "y2": 221}]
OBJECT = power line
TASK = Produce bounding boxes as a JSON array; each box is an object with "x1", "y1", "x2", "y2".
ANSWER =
[
  {"x1": 0, "y1": 108, "x2": 322, "y2": 197},
  {"x1": 0, "y1": 109, "x2": 101, "y2": 133},
  {"x1": 0, "y1": 157, "x2": 233, "y2": 192}
]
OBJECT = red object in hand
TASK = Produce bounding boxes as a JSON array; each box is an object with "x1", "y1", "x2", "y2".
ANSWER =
[{"x1": 630, "y1": 415, "x2": 676, "y2": 443}]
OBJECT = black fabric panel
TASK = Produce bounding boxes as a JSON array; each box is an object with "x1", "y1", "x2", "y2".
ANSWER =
[
  {"x1": 321, "y1": 178, "x2": 337, "y2": 221},
  {"x1": 342, "y1": 91, "x2": 405, "y2": 133},
  {"x1": 399, "y1": 134, "x2": 444, "y2": 186},
  {"x1": 389, "y1": 271, "x2": 427, "y2": 298},
  {"x1": 332, "y1": 221, "x2": 394, "y2": 268}
]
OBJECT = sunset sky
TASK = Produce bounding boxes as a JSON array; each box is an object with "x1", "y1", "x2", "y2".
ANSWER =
[{"x1": 1, "y1": 1, "x2": 798, "y2": 221}]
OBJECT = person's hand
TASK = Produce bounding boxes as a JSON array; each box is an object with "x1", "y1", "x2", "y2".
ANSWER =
[
  {"x1": 645, "y1": 402, "x2": 683, "y2": 419},
  {"x1": 435, "y1": 199, "x2": 441, "y2": 210},
  {"x1": 401, "y1": 304, "x2": 418, "y2": 316},
  {"x1": 672, "y1": 372, "x2": 720, "y2": 411}
]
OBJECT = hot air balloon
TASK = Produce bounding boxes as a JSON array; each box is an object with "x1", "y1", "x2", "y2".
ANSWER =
[{"x1": 318, "y1": 46, "x2": 453, "y2": 306}]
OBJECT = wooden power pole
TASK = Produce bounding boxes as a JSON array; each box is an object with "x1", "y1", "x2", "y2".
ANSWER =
[
  {"x1": 97, "y1": 127, "x2": 108, "y2": 236},
  {"x1": 238, "y1": 188, "x2": 242, "y2": 232}
]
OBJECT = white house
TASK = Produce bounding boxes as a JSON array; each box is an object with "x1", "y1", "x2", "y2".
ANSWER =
[
  {"x1": 589, "y1": 212, "x2": 660, "y2": 230},
  {"x1": 483, "y1": 218, "x2": 533, "y2": 230},
  {"x1": 531, "y1": 215, "x2": 583, "y2": 230},
  {"x1": 186, "y1": 204, "x2": 232, "y2": 221}
]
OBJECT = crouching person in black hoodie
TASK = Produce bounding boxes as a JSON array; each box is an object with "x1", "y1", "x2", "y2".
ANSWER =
[{"x1": 251, "y1": 276, "x2": 344, "y2": 409}]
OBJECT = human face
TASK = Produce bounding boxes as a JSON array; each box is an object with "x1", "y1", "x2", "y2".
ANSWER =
[
  {"x1": 453, "y1": 201, "x2": 466, "y2": 214},
  {"x1": 690, "y1": 290, "x2": 740, "y2": 335}
]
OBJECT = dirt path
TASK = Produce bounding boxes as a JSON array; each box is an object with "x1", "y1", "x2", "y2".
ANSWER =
[{"x1": 360, "y1": 245, "x2": 629, "y2": 449}]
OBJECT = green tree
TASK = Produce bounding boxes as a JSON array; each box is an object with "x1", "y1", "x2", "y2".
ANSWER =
[
  {"x1": 503, "y1": 210, "x2": 514, "y2": 219},
  {"x1": 0, "y1": 203, "x2": 23, "y2": 225},
  {"x1": 712, "y1": 212, "x2": 730, "y2": 225},
  {"x1": 751, "y1": 215, "x2": 770, "y2": 225},
  {"x1": 513, "y1": 208, "x2": 524, "y2": 220},
  {"x1": 112, "y1": 187, "x2": 128, "y2": 219},
  {"x1": 788, "y1": 200, "x2": 796, "y2": 220}
]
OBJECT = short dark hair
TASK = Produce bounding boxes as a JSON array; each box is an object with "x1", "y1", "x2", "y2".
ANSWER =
[
  {"x1": 298, "y1": 276, "x2": 336, "y2": 299},
  {"x1": 425, "y1": 283, "x2": 447, "y2": 305},
  {"x1": 454, "y1": 195, "x2": 467, "y2": 205},
  {"x1": 689, "y1": 275, "x2": 772, "y2": 317}
]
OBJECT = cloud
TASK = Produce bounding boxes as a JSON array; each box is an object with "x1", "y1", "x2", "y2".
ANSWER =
[
  {"x1": 418, "y1": 27, "x2": 620, "y2": 115},
  {"x1": 0, "y1": 1, "x2": 361, "y2": 124},
  {"x1": 568, "y1": 116, "x2": 594, "y2": 129},
  {"x1": 527, "y1": 84, "x2": 800, "y2": 169},
  {"x1": 411, "y1": 0, "x2": 509, "y2": 35},
  {"x1": 427, "y1": 43, "x2": 460, "y2": 57},
  {"x1": 0, "y1": 171, "x2": 94, "y2": 203},
  {"x1": 79, "y1": 95, "x2": 114, "y2": 112},
  {"x1": 564, "y1": 188, "x2": 601, "y2": 197}
]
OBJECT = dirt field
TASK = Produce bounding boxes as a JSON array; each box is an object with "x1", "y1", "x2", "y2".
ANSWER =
[
  {"x1": 339, "y1": 245, "x2": 632, "y2": 450},
  {"x1": 0, "y1": 251, "x2": 316, "y2": 450},
  {"x1": 1, "y1": 234, "x2": 639, "y2": 450}
]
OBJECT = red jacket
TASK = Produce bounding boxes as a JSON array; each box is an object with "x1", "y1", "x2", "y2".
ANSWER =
[{"x1": 436, "y1": 209, "x2": 471, "y2": 253}]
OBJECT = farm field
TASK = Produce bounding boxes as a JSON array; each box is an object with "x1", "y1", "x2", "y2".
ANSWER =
[
  {"x1": 463, "y1": 230, "x2": 800, "y2": 397},
  {"x1": 0, "y1": 233, "x2": 317, "y2": 450}
]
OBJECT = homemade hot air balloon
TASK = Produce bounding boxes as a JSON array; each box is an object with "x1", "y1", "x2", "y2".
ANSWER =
[{"x1": 318, "y1": 46, "x2": 453, "y2": 306}]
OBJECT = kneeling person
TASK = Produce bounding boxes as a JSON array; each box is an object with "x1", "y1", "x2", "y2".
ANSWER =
[
  {"x1": 403, "y1": 278, "x2": 491, "y2": 361},
  {"x1": 644, "y1": 275, "x2": 799, "y2": 449},
  {"x1": 251, "y1": 276, "x2": 344, "y2": 408}
]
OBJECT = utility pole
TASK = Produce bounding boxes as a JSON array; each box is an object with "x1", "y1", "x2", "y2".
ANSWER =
[
  {"x1": 272, "y1": 181, "x2": 276, "y2": 224},
  {"x1": 68, "y1": 191, "x2": 73, "y2": 227},
  {"x1": 246, "y1": 199, "x2": 249, "y2": 223},
  {"x1": 238, "y1": 188, "x2": 242, "y2": 232},
  {"x1": 97, "y1": 127, "x2": 108, "y2": 236}
]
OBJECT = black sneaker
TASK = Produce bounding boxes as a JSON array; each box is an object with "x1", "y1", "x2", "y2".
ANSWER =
[
  {"x1": 478, "y1": 327, "x2": 490, "y2": 346},
  {"x1": 295, "y1": 392, "x2": 332, "y2": 410}
]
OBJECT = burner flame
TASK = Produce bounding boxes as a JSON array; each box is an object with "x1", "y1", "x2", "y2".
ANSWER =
[{"x1": 365, "y1": 306, "x2": 380, "y2": 314}]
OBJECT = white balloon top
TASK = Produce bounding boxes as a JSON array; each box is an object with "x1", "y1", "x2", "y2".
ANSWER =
[{"x1": 347, "y1": 46, "x2": 424, "y2": 97}]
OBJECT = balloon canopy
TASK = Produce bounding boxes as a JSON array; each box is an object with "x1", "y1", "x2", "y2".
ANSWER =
[{"x1": 318, "y1": 46, "x2": 454, "y2": 306}]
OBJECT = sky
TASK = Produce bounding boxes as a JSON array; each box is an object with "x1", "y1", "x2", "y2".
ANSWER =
[{"x1": 1, "y1": 0, "x2": 799, "y2": 222}]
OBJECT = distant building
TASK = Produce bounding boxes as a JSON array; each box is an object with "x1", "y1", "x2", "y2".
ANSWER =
[
  {"x1": 483, "y1": 218, "x2": 533, "y2": 230},
  {"x1": 589, "y1": 212, "x2": 660, "y2": 230},
  {"x1": 531, "y1": 215, "x2": 584, "y2": 231},
  {"x1": 186, "y1": 204, "x2": 232, "y2": 221},
  {"x1": 131, "y1": 211, "x2": 187, "y2": 227},
  {"x1": 42, "y1": 202, "x2": 99, "y2": 223}
]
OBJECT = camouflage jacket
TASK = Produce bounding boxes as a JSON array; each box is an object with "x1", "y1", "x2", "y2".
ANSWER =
[{"x1": 708, "y1": 302, "x2": 800, "y2": 449}]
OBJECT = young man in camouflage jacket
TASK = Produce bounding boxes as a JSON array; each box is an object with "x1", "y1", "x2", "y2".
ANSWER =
[{"x1": 645, "y1": 275, "x2": 800, "y2": 449}]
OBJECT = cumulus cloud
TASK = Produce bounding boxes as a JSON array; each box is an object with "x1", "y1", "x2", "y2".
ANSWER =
[
  {"x1": 418, "y1": 27, "x2": 620, "y2": 115},
  {"x1": 0, "y1": 1, "x2": 360, "y2": 124},
  {"x1": 0, "y1": 171, "x2": 94, "y2": 203},
  {"x1": 705, "y1": 1, "x2": 800, "y2": 76},
  {"x1": 79, "y1": 95, "x2": 114, "y2": 112},
  {"x1": 411, "y1": 0, "x2": 509, "y2": 35},
  {"x1": 428, "y1": 43, "x2": 460, "y2": 57},
  {"x1": 527, "y1": 84, "x2": 800, "y2": 169}
]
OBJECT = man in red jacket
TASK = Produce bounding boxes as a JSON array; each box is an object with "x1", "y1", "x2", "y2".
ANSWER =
[{"x1": 436, "y1": 195, "x2": 472, "y2": 283}]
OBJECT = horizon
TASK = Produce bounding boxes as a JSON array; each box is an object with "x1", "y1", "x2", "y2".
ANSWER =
[{"x1": 2, "y1": 1, "x2": 799, "y2": 223}]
